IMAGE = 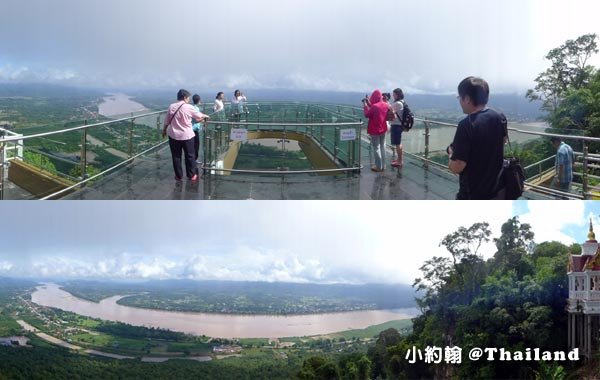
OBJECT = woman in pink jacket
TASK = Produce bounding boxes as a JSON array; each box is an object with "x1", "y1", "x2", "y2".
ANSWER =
[{"x1": 363, "y1": 89, "x2": 389, "y2": 172}]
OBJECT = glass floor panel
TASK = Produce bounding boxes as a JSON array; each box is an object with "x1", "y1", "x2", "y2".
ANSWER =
[{"x1": 64, "y1": 140, "x2": 550, "y2": 200}]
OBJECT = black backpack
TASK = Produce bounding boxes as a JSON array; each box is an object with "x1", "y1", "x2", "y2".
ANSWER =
[
  {"x1": 399, "y1": 101, "x2": 414, "y2": 131},
  {"x1": 497, "y1": 157, "x2": 526, "y2": 199},
  {"x1": 495, "y1": 121, "x2": 525, "y2": 199}
]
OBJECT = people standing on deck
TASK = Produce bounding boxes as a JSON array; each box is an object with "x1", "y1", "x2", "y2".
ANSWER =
[
  {"x1": 231, "y1": 89, "x2": 247, "y2": 116},
  {"x1": 550, "y1": 136, "x2": 575, "y2": 192},
  {"x1": 389, "y1": 88, "x2": 405, "y2": 168},
  {"x1": 382, "y1": 93, "x2": 392, "y2": 139},
  {"x1": 363, "y1": 89, "x2": 389, "y2": 172},
  {"x1": 191, "y1": 94, "x2": 203, "y2": 164},
  {"x1": 163, "y1": 89, "x2": 209, "y2": 182},
  {"x1": 213, "y1": 92, "x2": 225, "y2": 113},
  {"x1": 448, "y1": 77, "x2": 508, "y2": 200}
]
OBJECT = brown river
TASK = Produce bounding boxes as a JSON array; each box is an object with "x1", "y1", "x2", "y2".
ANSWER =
[{"x1": 31, "y1": 284, "x2": 417, "y2": 338}]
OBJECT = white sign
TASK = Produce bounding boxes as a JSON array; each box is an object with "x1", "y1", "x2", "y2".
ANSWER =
[
  {"x1": 230, "y1": 128, "x2": 248, "y2": 142},
  {"x1": 340, "y1": 128, "x2": 357, "y2": 141}
]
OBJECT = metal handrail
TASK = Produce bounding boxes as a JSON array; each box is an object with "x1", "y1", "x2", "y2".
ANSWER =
[
  {"x1": 523, "y1": 155, "x2": 557, "y2": 170},
  {"x1": 204, "y1": 121, "x2": 363, "y2": 127},
  {"x1": 319, "y1": 103, "x2": 600, "y2": 142},
  {"x1": 0, "y1": 110, "x2": 166, "y2": 143},
  {"x1": 40, "y1": 140, "x2": 168, "y2": 200},
  {"x1": 201, "y1": 166, "x2": 363, "y2": 175},
  {"x1": 5, "y1": 102, "x2": 595, "y2": 144},
  {"x1": 1, "y1": 101, "x2": 597, "y2": 200}
]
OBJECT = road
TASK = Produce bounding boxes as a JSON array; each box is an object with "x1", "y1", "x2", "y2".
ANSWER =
[{"x1": 16, "y1": 320, "x2": 134, "y2": 359}]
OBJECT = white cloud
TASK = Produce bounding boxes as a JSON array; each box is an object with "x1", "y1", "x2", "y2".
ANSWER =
[
  {"x1": 181, "y1": 247, "x2": 326, "y2": 283},
  {"x1": 520, "y1": 201, "x2": 586, "y2": 244},
  {"x1": 1, "y1": 201, "x2": 596, "y2": 284},
  {"x1": 0, "y1": 261, "x2": 14, "y2": 273},
  {"x1": 1, "y1": 0, "x2": 598, "y2": 91}
]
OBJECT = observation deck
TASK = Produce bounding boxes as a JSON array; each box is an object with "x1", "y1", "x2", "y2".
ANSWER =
[{"x1": 0, "y1": 102, "x2": 596, "y2": 200}]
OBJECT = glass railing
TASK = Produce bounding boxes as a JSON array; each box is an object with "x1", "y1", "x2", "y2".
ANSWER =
[
  {"x1": 202, "y1": 103, "x2": 363, "y2": 176},
  {"x1": 0, "y1": 110, "x2": 168, "y2": 199},
  {"x1": 2, "y1": 101, "x2": 599, "y2": 200},
  {"x1": 317, "y1": 103, "x2": 600, "y2": 200}
]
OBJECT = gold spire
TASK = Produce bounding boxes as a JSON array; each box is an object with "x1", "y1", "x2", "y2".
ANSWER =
[{"x1": 588, "y1": 218, "x2": 596, "y2": 241}]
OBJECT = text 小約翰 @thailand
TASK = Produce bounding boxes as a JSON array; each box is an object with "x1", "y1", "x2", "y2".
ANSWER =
[{"x1": 404, "y1": 346, "x2": 580, "y2": 364}]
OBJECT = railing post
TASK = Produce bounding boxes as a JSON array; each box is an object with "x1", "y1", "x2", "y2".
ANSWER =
[
  {"x1": 0, "y1": 139, "x2": 4, "y2": 200},
  {"x1": 81, "y1": 120, "x2": 88, "y2": 180},
  {"x1": 423, "y1": 120, "x2": 430, "y2": 169},
  {"x1": 156, "y1": 115, "x2": 161, "y2": 142},
  {"x1": 334, "y1": 126, "x2": 339, "y2": 161},
  {"x1": 207, "y1": 130, "x2": 213, "y2": 172},
  {"x1": 583, "y1": 142, "x2": 589, "y2": 199},
  {"x1": 357, "y1": 122, "x2": 362, "y2": 174},
  {"x1": 203, "y1": 125, "x2": 208, "y2": 174},
  {"x1": 128, "y1": 114, "x2": 134, "y2": 158}
]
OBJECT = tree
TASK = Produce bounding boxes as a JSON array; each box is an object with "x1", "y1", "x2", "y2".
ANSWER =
[
  {"x1": 491, "y1": 217, "x2": 535, "y2": 277},
  {"x1": 23, "y1": 151, "x2": 58, "y2": 174},
  {"x1": 440, "y1": 222, "x2": 491, "y2": 304},
  {"x1": 549, "y1": 71, "x2": 600, "y2": 151},
  {"x1": 527, "y1": 33, "x2": 598, "y2": 113},
  {"x1": 342, "y1": 362, "x2": 358, "y2": 380},
  {"x1": 356, "y1": 356, "x2": 371, "y2": 380},
  {"x1": 534, "y1": 361, "x2": 566, "y2": 380},
  {"x1": 298, "y1": 356, "x2": 340, "y2": 380},
  {"x1": 69, "y1": 164, "x2": 101, "y2": 181}
]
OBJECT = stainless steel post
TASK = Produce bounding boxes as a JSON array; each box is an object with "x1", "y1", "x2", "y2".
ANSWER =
[
  {"x1": 81, "y1": 120, "x2": 88, "y2": 179},
  {"x1": 423, "y1": 120, "x2": 430, "y2": 170},
  {"x1": 156, "y1": 115, "x2": 161, "y2": 142},
  {"x1": 358, "y1": 122, "x2": 363, "y2": 173},
  {"x1": 583, "y1": 142, "x2": 589, "y2": 199},
  {"x1": 334, "y1": 126, "x2": 339, "y2": 161},
  {"x1": 128, "y1": 114, "x2": 134, "y2": 158}
]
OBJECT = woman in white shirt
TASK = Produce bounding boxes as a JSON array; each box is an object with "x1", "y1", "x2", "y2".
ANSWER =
[
  {"x1": 213, "y1": 92, "x2": 225, "y2": 112},
  {"x1": 232, "y1": 89, "x2": 247, "y2": 115}
]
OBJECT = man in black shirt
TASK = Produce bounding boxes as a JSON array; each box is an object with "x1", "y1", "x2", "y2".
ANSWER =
[{"x1": 448, "y1": 77, "x2": 508, "y2": 200}]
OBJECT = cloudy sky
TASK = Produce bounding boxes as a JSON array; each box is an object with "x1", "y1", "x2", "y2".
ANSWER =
[
  {"x1": 1, "y1": 0, "x2": 599, "y2": 93},
  {"x1": 0, "y1": 201, "x2": 596, "y2": 284}
]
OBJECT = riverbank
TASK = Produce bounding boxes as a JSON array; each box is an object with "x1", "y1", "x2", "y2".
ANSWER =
[
  {"x1": 32, "y1": 284, "x2": 417, "y2": 338},
  {"x1": 14, "y1": 288, "x2": 414, "y2": 365},
  {"x1": 98, "y1": 93, "x2": 148, "y2": 118}
]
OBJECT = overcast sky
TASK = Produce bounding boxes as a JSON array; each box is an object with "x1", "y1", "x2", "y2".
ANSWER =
[
  {"x1": 0, "y1": 201, "x2": 596, "y2": 284},
  {"x1": 1, "y1": 0, "x2": 599, "y2": 93}
]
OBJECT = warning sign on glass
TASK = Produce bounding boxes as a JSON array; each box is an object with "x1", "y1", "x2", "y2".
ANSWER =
[
  {"x1": 340, "y1": 128, "x2": 357, "y2": 141},
  {"x1": 230, "y1": 128, "x2": 248, "y2": 142}
]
